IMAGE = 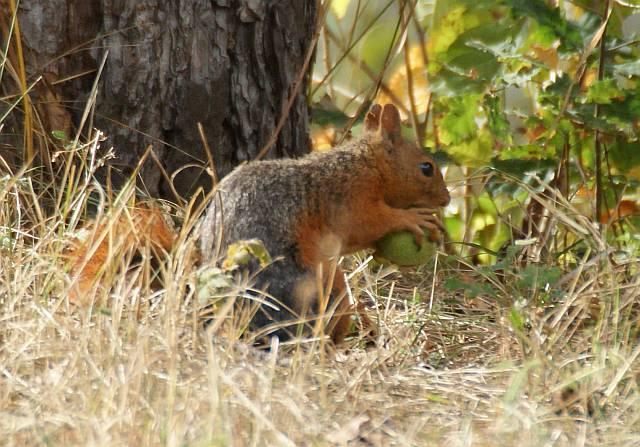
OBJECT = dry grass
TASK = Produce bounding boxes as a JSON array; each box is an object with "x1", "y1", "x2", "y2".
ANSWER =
[{"x1": 0, "y1": 142, "x2": 639, "y2": 447}]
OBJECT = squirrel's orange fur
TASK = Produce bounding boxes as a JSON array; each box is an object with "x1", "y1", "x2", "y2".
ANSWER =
[{"x1": 66, "y1": 205, "x2": 174, "y2": 306}]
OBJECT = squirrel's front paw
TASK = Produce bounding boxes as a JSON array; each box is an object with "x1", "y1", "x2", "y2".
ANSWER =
[{"x1": 402, "y1": 208, "x2": 445, "y2": 245}]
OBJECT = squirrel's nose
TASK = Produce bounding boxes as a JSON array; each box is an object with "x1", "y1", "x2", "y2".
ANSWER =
[{"x1": 440, "y1": 189, "x2": 451, "y2": 207}]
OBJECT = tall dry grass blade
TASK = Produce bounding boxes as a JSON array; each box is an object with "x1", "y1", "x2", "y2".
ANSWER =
[{"x1": 6, "y1": 0, "x2": 33, "y2": 163}]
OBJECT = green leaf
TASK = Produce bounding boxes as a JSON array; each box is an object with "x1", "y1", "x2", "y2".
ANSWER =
[
  {"x1": 484, "y1": 95, "x2": 511, "y2": 144},
  {"x1": 509, "y1": 307, "x2": 526, "y2": 332},
  {"x1": 51, "y1": 130, "x2": 68, "y2": 140},
  {"x1": 507, "y1": 0, "x2": 582, "y2": 51},
  {"x1": 444, "y1": 215, "x2": 465, "y2": 243},
  {"x1": 498, "y1": 144, "x2": 558, "y2": 160},
  {"x1": 613, "y1": 60, "x2": 640, "y2": 78},
  {"x1": 585, "y1": 79, "x2": 624, "y2": 104},
  {"x1": 492, "y1": 157, "x2": 557, "y2": 174},
  {"x1": 491, "y1": 244, "x2": 524, "y2": 271},
  {"x1": 444, "y1": 45, "x2": 501, "y2": 82},
  {"x1": 445, "y1": 129, "x2": 494, "y2": 167},
  {"x1": 429, "y1": 68, "x2": 487, "y2": 95},
  {"x1": 444, "y1": 276, "x2": 497, "y2": 298},
  {"x1": 566, "y1": 108, "x2": 619, "y2": 134},
  {"x1": 477, "y1": 192, "x2": 499, "y2": 215},
  {"x1": 311, "y1": 101, "x2": 351, "y2": 127},
  {"x1": 438, "y1": 93, "x2": 482, "y2": 145},
  {"x1": 223, "y1": 239, "x2": 272, "y2": 270},
  {"x1": 429, "y1": 3, "x2": 514, "y2": 88},
  {"x1": 196, "y1": 266, "x2": 234, "y2": 306},
  {"x1": 609, "y1": 139, "x2": 640, "y2": 175},
  {"x1": 539, "y1": 74, "x2": 573, "y2": 107},
  {"x1": 429, "y1": 5, "x2": 476, "y2": 66},
  {"x1": 523, "y1": 18, "x2": 560, "y2": 49},
  {"x1": 516, "y1": 264, "x2": 562, "y2": 291},
  {"x1": 488, "y1": 158, "x2": 556, "y2": 196}
]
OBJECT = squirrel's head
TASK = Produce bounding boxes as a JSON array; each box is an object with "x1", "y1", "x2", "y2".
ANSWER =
[{"x1": 364, "y1": 103, "x2": 450, "y2": 209}]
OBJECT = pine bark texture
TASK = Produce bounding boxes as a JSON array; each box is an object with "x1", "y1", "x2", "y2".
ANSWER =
[{"x1": 4, "y1": 0, "x2": 316, "y2": 200}]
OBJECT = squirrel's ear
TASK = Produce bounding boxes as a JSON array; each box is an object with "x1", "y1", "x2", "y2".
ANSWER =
[
  {"x1": 380, "y1": 104, "x2": 401, "y2": 141},
  {"x1": 364, "y1": 104, "x2": 382, "y2": 134}
]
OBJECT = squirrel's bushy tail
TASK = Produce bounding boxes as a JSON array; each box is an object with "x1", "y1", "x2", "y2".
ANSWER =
[{"x1": 66, "y1": 205, "x2": 175, "y2": 306}]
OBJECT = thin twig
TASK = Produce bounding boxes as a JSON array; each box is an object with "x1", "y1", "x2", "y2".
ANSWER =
[
  {"x1": 594, "y1": 0, "x2": 611, "y2": 228},
  {"x1": 197, "y1": 122, "x2": 219, "y2": 188}
]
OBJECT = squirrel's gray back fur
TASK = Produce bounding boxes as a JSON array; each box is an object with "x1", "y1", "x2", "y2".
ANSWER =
[{"x1": 199, "y1": 138, "x2": 375, "y2": 262}]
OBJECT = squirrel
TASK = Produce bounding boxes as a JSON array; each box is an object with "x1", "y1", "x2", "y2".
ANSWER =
[
  {"x1": 198, "y1": 103, "x2": 450, "y2": 342},
  {"x1": 66, "y1": 204, "x2": 176, "y2": 307},
  {"x1": 67, "y1": 103, "x2": 450, "y2": 343}
]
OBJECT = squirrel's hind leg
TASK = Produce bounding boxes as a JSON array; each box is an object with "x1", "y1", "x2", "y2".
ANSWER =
[
  {"x1": 244, "y1": 257, "x2": 316, "y2": 344},
  {"x1": 244, "y1": 258, "x2": 355, "y2": 345}
]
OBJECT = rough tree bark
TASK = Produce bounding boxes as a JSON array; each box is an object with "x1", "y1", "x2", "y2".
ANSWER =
[{"x1": 2, "y1": 0, "x2": 317, "y2": 201}]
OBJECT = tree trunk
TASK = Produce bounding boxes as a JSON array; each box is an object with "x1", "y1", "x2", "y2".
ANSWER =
[{"x1": 2, "y1": 0, "x2": 316, "y2": 201}]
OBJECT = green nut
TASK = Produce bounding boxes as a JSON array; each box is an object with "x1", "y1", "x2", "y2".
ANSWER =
[{"x1": 374, "y1": 229, "x2": 436, "y2": 266}]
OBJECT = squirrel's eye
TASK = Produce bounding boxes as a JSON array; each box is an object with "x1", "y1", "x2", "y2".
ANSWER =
[{"x1": 420, "y1": 162, "x2": 434, "y2": 177}]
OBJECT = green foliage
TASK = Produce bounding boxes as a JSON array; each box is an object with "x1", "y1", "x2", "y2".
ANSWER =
[
  {"x1": 515, "y1": 264, "x2": 562, "y2": 293},
  {"x1": 315, "y1": 0, "x2": 640, "y2": 267},
  {"x1": 613, "y1": 60, "x2": 640, "y2": 78},
  {"x1": 609, "y1": 140, "x2": 640, "y2": 176},
  {"x1": 197, "y1": 239, "x2": 273, "y2": 307},
  {"x1": 484, "y1": 94, "x2": 511, "y2": 145},
  {"x1": 51, "y1": 130, "x2": 68, "y2": 140},
  {"x1": 444, "y1": 275, "x2": 496, "y2": 298},
  {"x1": 437, "y1": 94, "x2": 481, "y2": 145},
  {"x1": 196, "y1": 266, "x2": 235, "y2": 307},
  {"x1": 585, "y1": 79, "x2": 624, "y2": 104},
  {"x1": 507, "y1": 0, "x2": 583, "y2": 50}
]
